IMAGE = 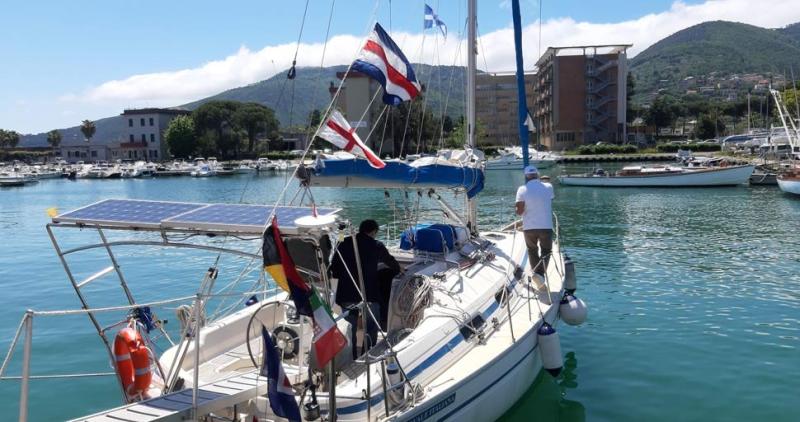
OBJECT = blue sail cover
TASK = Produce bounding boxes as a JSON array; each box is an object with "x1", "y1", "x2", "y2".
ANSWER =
[{"x1": 312, "y1": 158, "x2": 485, "y2": 198}]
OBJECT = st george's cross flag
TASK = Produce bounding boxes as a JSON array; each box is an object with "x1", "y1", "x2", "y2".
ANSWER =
[
  {"x1": 352, "y1": 23, "x2": 421, "y2": 106},
  {"x1": 318, "y1": 110, "x2": 386, "y2": 168},
  {"x1": 260, "y1": 326, "x2": 301, "y2": 422},
  {"x1": 424, "y1": 4, "x2": 447, "y2": 38}
]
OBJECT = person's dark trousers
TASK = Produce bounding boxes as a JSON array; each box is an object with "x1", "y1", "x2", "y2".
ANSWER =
[
  {"x1": 342, "y1": 302, "x2": 381, "y2": 360},
  {"x1": 524, "y1": 229, "x2": 553, "y2": 275}
]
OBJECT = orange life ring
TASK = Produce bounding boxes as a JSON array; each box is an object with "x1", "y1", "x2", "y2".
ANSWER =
[{"x1": 113, "y1": 327, "x2": 153, "y2": 399}]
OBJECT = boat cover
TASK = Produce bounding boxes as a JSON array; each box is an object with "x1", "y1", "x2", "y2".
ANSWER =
[{"x1": 311, "y1": 158, "x2": 485, "y2": 198}]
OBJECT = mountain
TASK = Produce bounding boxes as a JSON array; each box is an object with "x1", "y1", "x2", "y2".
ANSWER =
[
  {"x1": 630, "y1": 20, "x2": 800, "y2": 100},
  {"x1": 182, "y1": 64, "x2": 466, "y2": 125},
  {"x1": 20, "y1": 64, "x2": 465, "y2": 148},
  {"x1": 20, "y1": 115, "x2": 127, "y2": 148},
  {"x1": 778, "y1": 22, "x2": 800, "y2": 42}
]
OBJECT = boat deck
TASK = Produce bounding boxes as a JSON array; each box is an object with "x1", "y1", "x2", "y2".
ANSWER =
[{"x1": 71, "y1": 370, "x2": 266, "y2": 422}]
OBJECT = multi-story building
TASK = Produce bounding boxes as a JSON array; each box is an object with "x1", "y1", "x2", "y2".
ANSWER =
[
  {"x1": 533, "y1": 45, "x2": 631, "y2": 150},
  {"x1": 475, "y1": 71, "x2": 537, "y2": 146},
  {"x1": 329, "y1": 72, "x2": 390, "y2": 155},
  {"x1": 120, "y1": 108, "x2": 190, "y2": 161}
]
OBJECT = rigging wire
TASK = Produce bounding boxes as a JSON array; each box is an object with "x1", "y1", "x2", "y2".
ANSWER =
[{"x1": 437, "y1": 18, "x2": 468, "y2": 150}]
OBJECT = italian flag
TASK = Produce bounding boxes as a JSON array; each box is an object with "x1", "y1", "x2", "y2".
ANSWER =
[{"x1": 310, "y1": 287, "x2": 347, "y2": 368}]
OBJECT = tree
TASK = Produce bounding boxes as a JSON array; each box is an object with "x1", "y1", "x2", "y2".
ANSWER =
[
  {"x1": 308, "y1": 109, "x2": 322, "y2": 128},
  {"x1": 46, "y1": 130, "x2": 62, "y2": 156},
  {"x1": 80, "y1": 119, "x2": 96, "y2": 143},
  {"x1": 193, "y1": 101, "x2": 241, "y2": 157},
  {"x1": 695, "y1": 113, "x2": 718, "y2": 140},
  {"x1": 164, "y1": 115, "x2": 196, "y2": 158},
  {"x1": 626, "y1": 73, "x2": 638, "y2": 124},
  {"x1": 234, "y1": 103, "x2": 280, "y2": 153},
  {"x1": 646, "y1": 95, "x2": 677, "y2": 135},
  {"x1": 0, "y1": 129, "x2": 20, "y2": 149},
  {"x1": 442, "y1": 115, "x2": 454, "y2": 136}
]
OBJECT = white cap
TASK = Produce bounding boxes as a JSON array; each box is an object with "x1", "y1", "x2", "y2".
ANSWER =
[{"x1": 524, "y1": 165, "x2": 539, "y2": 175}]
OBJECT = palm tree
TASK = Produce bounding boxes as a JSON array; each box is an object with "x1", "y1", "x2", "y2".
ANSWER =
[
  {"x1": 80, "y1": 120, "x2": 96, "y2": 143},
  {"x1": 47, "y1": 129, "x2": 62, "y2": 157}
]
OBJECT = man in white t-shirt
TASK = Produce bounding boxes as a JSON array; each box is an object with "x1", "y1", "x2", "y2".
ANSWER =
[{"x1": 515, "y1": 165, "x2": 554, "y2": 275}]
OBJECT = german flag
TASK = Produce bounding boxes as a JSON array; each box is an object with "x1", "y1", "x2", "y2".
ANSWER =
[{"x1": 263, "y1": 218, "x2": 312, "y2": 316}]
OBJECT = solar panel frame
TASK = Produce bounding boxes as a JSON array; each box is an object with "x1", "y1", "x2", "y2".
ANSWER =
[{"x1": 52, "y1": 199, "x2": 340, "y2": 234}]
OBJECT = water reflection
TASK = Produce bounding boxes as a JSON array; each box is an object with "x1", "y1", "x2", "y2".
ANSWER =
[{"x1": 500, "y1": 351, "x2": 585, "y2": 422}]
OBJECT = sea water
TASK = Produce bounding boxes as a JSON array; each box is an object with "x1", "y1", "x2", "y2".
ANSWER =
[{"x1": 0, "y1": 165, "x2": 798, "y2": 421}]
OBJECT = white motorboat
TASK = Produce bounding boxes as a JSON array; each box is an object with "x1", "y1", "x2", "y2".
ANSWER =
[
  {"x1": 256, "y1": 158, "x2": 278, "y2": 172},
  {"x1": 0, "y1": 172, "x2": 38, "y2": 187},
  {"x1": 27, "y1": 166, "x2": 62, "y2": 179},
  {"x1": 235, "y1": 160, "x2": 257, "y2": 174},
  {"x1": 485, "y1": 146, "x2": 559, "y2": 170},
  {"x1": 157, "y1": 160, "x2": 194, "y2": 176},
  {"x1": 777, "y1": 167, "x2": 800, "y2": 195},
  {"x1": 558, "y1": 164, "x2": 755, "y2": 187},
  {"x1": 86, "y1": 162, "x2": 122, "y2": 179},
  {"x1": 190, "y1": 164, "x2": 216, "y2": 177}
]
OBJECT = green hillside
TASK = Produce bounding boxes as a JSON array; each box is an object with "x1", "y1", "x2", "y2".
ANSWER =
[
  {"x1": 630, "y1": 21, "x2": 800, "y2": 100},
  {"x1": 182, "y1": 64, "x2": 466, "y2": 127},
  {"x1": 778, "y1": 22, "x2": 800, "y2": 42}
]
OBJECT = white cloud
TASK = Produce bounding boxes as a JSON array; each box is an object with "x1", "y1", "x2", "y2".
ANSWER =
[{"x1": 59, "y1": 0, "x2": 800, "y2": 108}]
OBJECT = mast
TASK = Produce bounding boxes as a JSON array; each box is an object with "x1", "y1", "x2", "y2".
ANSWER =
[
  {"x1": 465, "y1": 0, "x2": 478, "y2": 233},
  {"x1": 466, "y1": 0, "x2": 476, "y2": 149},
  {"x1": 511, "y1": 0, "x2": 530, "y2": 168}
]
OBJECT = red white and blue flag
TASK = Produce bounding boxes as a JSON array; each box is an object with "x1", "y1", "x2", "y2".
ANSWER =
[
  {"x1": 352, "y1": 23, "x2": 421, "y2": 106},
  {"x1": 318, "y1": 110, "x2": 386, "y2": 168},
  {"x1": 260, "y1": 326, "x2": 301, "y2": 422}
]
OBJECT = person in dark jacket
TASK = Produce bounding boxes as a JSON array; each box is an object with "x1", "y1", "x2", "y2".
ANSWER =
[{"x1": 331, "y1": 219, "x2": 401, "y2": 358}]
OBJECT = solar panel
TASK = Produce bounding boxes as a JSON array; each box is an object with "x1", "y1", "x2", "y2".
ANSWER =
[
  {"x1": 54, "y1": 199, "x2": 205, "y2": 228},
  {"x1": 163, "y1": 204, "x2": 339, "y2": 232},
  {"x1": 53, "y1": 199, "x2": 339, "y2": 234}
]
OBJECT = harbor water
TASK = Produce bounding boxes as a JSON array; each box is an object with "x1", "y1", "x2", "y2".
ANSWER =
[{"x1": 1, "y1": 165, "x2": 799, "y2": 421}]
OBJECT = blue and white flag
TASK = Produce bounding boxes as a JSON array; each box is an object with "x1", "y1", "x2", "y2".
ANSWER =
[
  {"x1": 352, "y1": 23, "x2": 422, "y2": 106},
  {"x1": 424, "y1": 4, "x2": 447, "y2": 38},
  {"x1": 261, "y1": 326, "x2": 301, "y2": 422}
]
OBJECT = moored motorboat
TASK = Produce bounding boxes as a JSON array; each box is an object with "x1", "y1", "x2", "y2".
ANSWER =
[
  {"x1": 485, "y1": 146, "x2": 559, "y2": 170},
  {"x1": 558, "y1": 164, "x2": 755, "y2": 187},
  {"x1": 0, "y1": 172, "x2": 39, "y2": 187},
  {"x1": 777, "y1": 167, "x2": 800, "y2": 195}
]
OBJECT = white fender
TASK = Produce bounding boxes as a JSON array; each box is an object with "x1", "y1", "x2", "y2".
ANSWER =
[
  {"x1": 537, "y1": 322, "x2": 562, "y2": 377},
  {"x1": 560, "y1": 294, "x2": 588, "y2": 326},
  {"x1": 564, "y1": 256, "x2": 577, "y2": 292}
]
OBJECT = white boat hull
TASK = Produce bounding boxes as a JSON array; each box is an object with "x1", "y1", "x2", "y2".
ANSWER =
[
  {"x1": 559, "y1": 165, "x2": 754, "y2": 187},
  {"x1": 0, "y1": 175, "x2": 38, "y2": 186},
  {"x1": 485, "y1": 157, "x2": 556, "y2": 170},
  {"x1": 396, "y1": 306, "x2": 553, "y2": 422},
  {"x1": 778, "y1": 178, "x2": 800, "y2": 195}
]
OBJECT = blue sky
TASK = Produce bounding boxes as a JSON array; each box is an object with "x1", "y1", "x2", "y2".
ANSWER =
[{"x1": 2, "y1": 0, "x2": 797, "y2": 134}]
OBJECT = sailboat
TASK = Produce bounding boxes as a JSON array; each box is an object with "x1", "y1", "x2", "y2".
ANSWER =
[{"x1": 2, "y1": 2, "x2": 586, "y2": 421}]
